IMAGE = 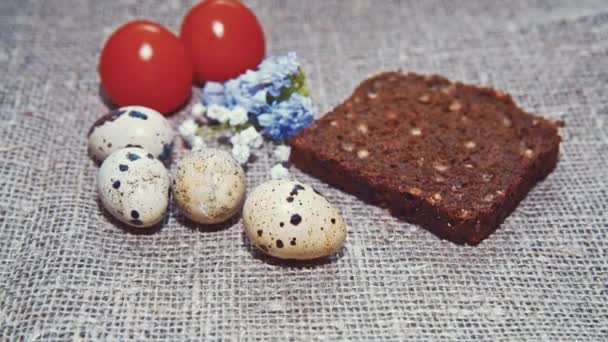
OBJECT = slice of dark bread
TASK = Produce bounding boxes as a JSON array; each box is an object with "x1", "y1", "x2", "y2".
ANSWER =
[{"x1": 289, "y1": 72, "x2": 563, "y2": 245}]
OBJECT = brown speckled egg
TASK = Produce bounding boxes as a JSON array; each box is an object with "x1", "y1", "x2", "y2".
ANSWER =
[
  {"x1": 243, "y1": 180, "x2": 347, "y2": 260},
  {"x1": 173, "y1": 149, "x2": 246, "y2": 224}
]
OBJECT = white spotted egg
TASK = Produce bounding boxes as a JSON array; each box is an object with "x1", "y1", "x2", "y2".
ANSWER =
[
  {"x1": 88, "y1": 105, "x2": 174, "y2": 163},
  {"x1": 97, "y1": 147, "x2": 170, "y2": 228},
  {"x1": 243, "y1": 180, "x2": 347, "y2": 260},
  {"x1": 173, "y1": 148, "x2": 246, "y2": 224}
]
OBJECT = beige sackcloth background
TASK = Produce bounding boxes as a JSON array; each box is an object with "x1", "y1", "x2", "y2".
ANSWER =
[{"x1": 0, "y1": 0, "x2": 607, "y2": 340}]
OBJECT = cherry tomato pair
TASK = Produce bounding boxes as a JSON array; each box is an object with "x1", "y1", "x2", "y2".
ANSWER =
[{"x1": 98, "y1": 0, "x2": 266, "y2": 115}]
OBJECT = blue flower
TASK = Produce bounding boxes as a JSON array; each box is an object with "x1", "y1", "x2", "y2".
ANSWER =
[
  {"x1": 258, "y1": 52, "x2": 300, "y2": 83},
  {"x1": 201, "y1": 82, "x2": 226, "y2": 107},
  {"x1": 257, "y1": 52, "x2": 300, "y2": 97},
  {"x1": 199, "y1": 52, "x2": 313, "y2": 141},
  {"x1": 223, "y1": 78, "x2": 269, "y2": 115},
  {"x1": 257, "y1": 94, "x2": 314, "y2": 140}
]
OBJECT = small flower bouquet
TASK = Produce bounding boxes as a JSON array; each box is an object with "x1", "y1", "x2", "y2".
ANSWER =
[{"x1": 179, "y1": 52, "x2": 314, "y2": 178}]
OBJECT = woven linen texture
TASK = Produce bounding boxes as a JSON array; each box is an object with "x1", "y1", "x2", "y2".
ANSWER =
[{"x1": 0, "y1": 0, "x2": 607, "y2": 340}]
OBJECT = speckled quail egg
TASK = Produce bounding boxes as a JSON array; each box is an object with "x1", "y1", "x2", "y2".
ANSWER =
[
  {"x1": 97, "y1": 147, "x2": 170, "y2": 228},
  {"x1": 243, "y1": 180, "x2": 347, "y2": 260},
  {"x1": 173, "y1": 148, "x2": 246, "y2": 224},
  {"x1": 88, "y1": 105, "x2": 174, "y2": 163}
]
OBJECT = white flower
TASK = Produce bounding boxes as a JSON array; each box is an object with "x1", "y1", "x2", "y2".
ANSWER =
[
  {"x1": 190, "y1": 135, "x2": 206, "y2": 151},
  {"x1": 253, "y1": 89, "x2": 267, "y2": 102},
  {"x1": 206, "y1": 104, "x2": 231, "y2": 123},
  {"x1": 230, "y1": 126, "x2": 263, "y2": 149},
  {"x1": 240, "y1": 69, "x2": 259, "y2": 84},
  {"x1": 231, "y1": 144, "x2": 251, "y2": 164},
  {"x1": 270, "y1": 164, "x2": 290, "y2": 180},
  {"x1": 273, "y1": 145, "x2": 291, "y2": 162},
  {"x1": 228, "y1": 106, "x2": 249, "y2": 126},
  {"x1": 178, "y1": 119, "x2": 199, "y2": 138},
  {"x1": 191, "y1": 103, "x2": 206, "y2": 116},
  {"x1": 229, "y1": 132, "x2": 245, "y2": 146},
  {"x1": 240, "y1": 126, "x2": 264, "y2": 148}
]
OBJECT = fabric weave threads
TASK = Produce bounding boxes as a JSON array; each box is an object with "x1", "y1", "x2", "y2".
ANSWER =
[{"x1": 0, "y1": 0, "x2": 607, "y2": 340}]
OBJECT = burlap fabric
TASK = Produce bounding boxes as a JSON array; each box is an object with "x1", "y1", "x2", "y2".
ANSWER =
[{"x1": 1, "y1": 0, "x2": 607, "y2": 340}]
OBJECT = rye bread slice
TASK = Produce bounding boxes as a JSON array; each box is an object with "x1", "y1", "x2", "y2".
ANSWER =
[{"x1": 289, "y1": 72, "x2": 563, "y2": 245}]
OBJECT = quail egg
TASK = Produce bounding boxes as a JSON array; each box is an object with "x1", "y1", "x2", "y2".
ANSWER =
[
  {"x1": 88, "y1": 105, "x2": 174, "y2": 163},
  {"x1": 97, "y1": 147, "x2": 170, "y2": 228},
  {"x1": 243, "y1": 180, "x2": 347, "y2": 260},
  {"x1": 173, "y1": 148, "x2": 246, "y2": 224}
]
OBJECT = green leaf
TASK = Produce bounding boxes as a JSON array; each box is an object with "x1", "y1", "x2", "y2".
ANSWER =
[
  {"x1": 269, "y1": 68, "x2": 310, "y2": 103},
  {"x1": 197, "y1": 123, "x2": 230, "y2": 138},
  {"x1": 233, "y1": 122, "x2": 254, "y2": 132}
]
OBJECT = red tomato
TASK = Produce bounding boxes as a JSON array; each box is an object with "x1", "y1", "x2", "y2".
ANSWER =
[
  {"x1": 180, "y1": 0, "x2": 266, "y2": 83},
  {"x1": 99, "y1": 20, "x2": 193, "y2": 114}
]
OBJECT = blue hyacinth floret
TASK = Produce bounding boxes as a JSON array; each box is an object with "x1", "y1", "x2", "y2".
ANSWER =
[{"x1": 200, "y1": 52, "x2": 313, "y2": 141}]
